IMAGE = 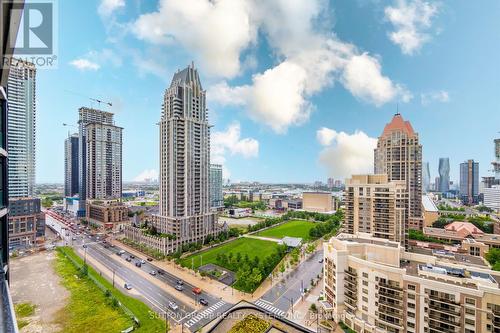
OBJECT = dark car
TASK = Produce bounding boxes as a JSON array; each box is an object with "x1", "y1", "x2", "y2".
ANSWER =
[
  {"x1": 130, "y1": 255, "x2": 135, "y2": 259},
  {"x1": 199, "y1": 298, "x2": 209, "y2": 306},
  {"x1": 125, "y1": 257, "x2": 132, "y2": 262},
  {"x1": 135, "y1": 262, "x2": 141, "y2": 267},
  {"x1": 177, "y1": 280, "x2": 184, "y2": 286},
  {"x1": 147, "y1": 257, "x2": 153, "y2": 262},
  {"x1": 158, "y1": 269, "x2": 165, "y2": 275}
]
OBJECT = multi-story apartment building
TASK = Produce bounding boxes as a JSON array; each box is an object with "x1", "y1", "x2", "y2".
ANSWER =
[
  {"x1": 7, "y1": 198, "x2": 43, "y2": 248},
  {"x1": 375, "y1": 113, "x2": 423, "y2": 231},
  {"x1": 155, "y1": 64, "x2": 221, "y2": 247},
  {"x1": 86, "y1": 122, "x2": 122, "y2": 200},
  {"x1": 77, "y1": 107, "x2": 115, "y2": 214},
  {"x1": 460, "y1": 159, "x2": 479, "y2": 205},
  {"x1": 7, "y1": 58, "x2": 36, "y2": 198},
  {"x1": 484, "y1": 185, "x2": 500, "y2": 212},
  {"x1": 210, "y1": 164, "x2": 223, "y2": 210},
  {"x1": 438, "y1": 158, "x2": 450, "y2": 193},
  {"x1": 64, "y1": 133, "x2": 79, "y2": 197},
  {"x1": 344, "y1": 175, "x2": 407, "y2": 244},
  {"x1": 322, "y1": 233, "x2": 500, "y2": 333},
  {"x1": 493, "y1": 138, "x2": 500, "y2": 180},
  {"x1": 1, "y1": 2, "x2": 24, "y2": 330}
]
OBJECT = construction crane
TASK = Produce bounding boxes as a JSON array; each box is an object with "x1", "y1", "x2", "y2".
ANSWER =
[{"x1": 64, "y1": 89, "x2": 113, "y2": 108}]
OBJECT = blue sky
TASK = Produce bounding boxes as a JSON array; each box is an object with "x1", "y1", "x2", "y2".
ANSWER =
[{"x1": 32, "y1": 0, "x2": 500, "y2": 184}]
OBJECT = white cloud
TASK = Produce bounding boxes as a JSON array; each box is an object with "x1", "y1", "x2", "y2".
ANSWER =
[
  {"x1": 212, "y1": 122, "x2": 259, "y2": 163},
  {"x1": 421, "y1": 90, "x2": 449, "y2": 105},
  {"x1": 385, "y1": 0, "x2": 439, "y2": 55},
  {"x1": 134, "y1": 0, "x2": 411, "y2": 133},
  {"x1": 318, "y1": 128, "x2": 378, "y2": 179},
  {"x1": 69, "y1": 59, "x2": 100, "y2": 71},
  {"x1": 317, "y1": 127, "x2": 337, "y2": 146},
  {"x1": 134, "y1": 169, "x2": 159, "y2": 182},
  {"x1": 98, "y1": 0, "x2": 125, "y2": 17},
  {"x1": 133, "y1": 0, "x2": 256, "y2": 78}
]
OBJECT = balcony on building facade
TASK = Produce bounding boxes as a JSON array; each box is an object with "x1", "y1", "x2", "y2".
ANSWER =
[{"x1": 1, "y1": 257, "x2": 18, "y2": 333}]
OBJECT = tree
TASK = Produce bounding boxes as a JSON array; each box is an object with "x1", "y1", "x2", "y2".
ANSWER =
[
  {"x1": 279, "y1": 263, "x2": 285, "y2": 276},
  {"x1": 486, "y1": 248, "x2": 500, "y2": 271}
]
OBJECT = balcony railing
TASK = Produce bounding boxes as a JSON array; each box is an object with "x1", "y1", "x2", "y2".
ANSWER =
[{"x1": 1, "y1": 259, "x2": 18, "y2": 333}]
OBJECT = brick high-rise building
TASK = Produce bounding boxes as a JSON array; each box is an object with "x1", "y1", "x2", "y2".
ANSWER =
[
  {"x1": 374, "y1": 114, "x2": 423, "y2": 231},
  {"x1": 460, "y1": 159, "x2": 479, "y2": 205},
  {"x1": 344, "y1": 174, "x2": 406, "y2": 244}
]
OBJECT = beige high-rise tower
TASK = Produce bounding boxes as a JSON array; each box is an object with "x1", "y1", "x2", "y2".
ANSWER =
[
  {"x1": 344, "y1": 174, "x2": 406, "y2": 243},
  {"x1": 374, "y1": 114, "x2": 423, "y2": 231},
  {"x1": 156, "y1": 64, "x2": 220, "y2": 246}
]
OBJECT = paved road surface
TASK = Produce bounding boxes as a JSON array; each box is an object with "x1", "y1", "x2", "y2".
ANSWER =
[{"x1": 258, "y1": 250, "x2": 324, "y2": 315}]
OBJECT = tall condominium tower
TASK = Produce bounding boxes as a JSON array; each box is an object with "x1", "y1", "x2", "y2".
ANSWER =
[
  {"x1": 157, "y1": 64, "x2": 219, "y2": 245},
  {"x1": 422, "y1": 162, "x2": 430, "y2": 193},
  {"x1": 344, "y1": 174, "x2": 406, "y2": 244},
  {"x1": 210, "y1": 164, "x2": 223, "y2": 210},
  {"x1": 78, "y1": 108, "x2": 114, "y2": 212},
  {"x1": 374, "y1": 113, "x2": 423, "y2": 231},
  {"x1": 6, "y1": 59, "x2": 36, "y2": 198},
  {"x1": 64, "y1": 133, "x2": 79, "y2": 197},
  {"x1": 438, "y1": 157, "x2": 450, "y2": 193},
  {"x1": 86, "y1": 122, "x2": 122, "y2": 199},
  {"x1": 460, "y1": 159, "x2": 479, "y2": 205}
]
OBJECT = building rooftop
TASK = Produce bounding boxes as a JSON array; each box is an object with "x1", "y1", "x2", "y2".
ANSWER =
[
  {"x1": 337, "y1": 233, "x2": 400, "y2": 248},
  {"x1": 381, "y1": 113, "x2": 416, "y2": 138},
  {"x1": 422, "y1": 195, "x2": 438, "y2": 212},
  {"x1": 280, "y1": 236, "x2": 302, "y2": 247}
]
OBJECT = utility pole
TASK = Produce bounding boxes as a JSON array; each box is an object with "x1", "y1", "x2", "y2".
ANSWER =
[{"x1": 112, "y1": 269, "x2": 115, "y2": 288}]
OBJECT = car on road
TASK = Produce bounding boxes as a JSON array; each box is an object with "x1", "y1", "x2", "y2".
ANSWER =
[
  {"x1": 129, "y1": 255, "x2": 135, "y2": 259},
  {"x1": 126, "y1": 257, "x2": 132, "y2": 262},
  {"x1": 140, "y1": 259, "x2": 145, "y2": 264},
  {"x1": 118, "y1": 250, "x2": 125, "y2": 255},
  {"x1": 176, "y1": 280, "x2": 184, "y2": 285},
  {"x1": 199, "y1": 298, "x2": 209, "y2": 306},
  {"x1": 147, "y1": 257, "x2": 153, "y2": 262},
  {"x1": 135, "y1": 262, "x2": 141, "y2": 267},
  {"x1": 149, "y1": 270, "x2": 157, "y2": 276},
  {"x1": 168, "y1": 302, "x2": 178, "y2": 311},
  {"x1": 192, "y1": 287, "x2": 202, "y2": 295},
  {"x1": 175, "y1": 285, "x2": 184, "y2": 291},
  {"x1": 124, "y1": 283, "x2": 132, "y2": 290},
  {"x1": 158, "y1": 269, "x2": 165, "y2": 275},
  {"x1": 72, "y1": 237, "x2": 77, "y2": 240}
]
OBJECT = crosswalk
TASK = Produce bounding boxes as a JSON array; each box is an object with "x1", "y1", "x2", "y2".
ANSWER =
[
  {"x1": 254, "y1": 299, "x2": 286, "y2": 317},
  {"x1": 184, "y1": 301, "x2": 226, "y2": 328}
]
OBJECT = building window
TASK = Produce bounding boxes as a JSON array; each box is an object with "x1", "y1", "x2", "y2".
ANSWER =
[
  {"x1": 362, "y1": 272, "x2": 368, "y2": 278},
  {"x1": 465, "y1": 318, "x2": 475, "y2": 325},
  {"x1": 465, "y1": 308, "x2": 475, "y2": 315},
  {"x1": 465, "y1": 298, "x2": 476, "y2": 306},
  {"x1": 408, "y1": 284, "x2": 416, "y2": 290}
]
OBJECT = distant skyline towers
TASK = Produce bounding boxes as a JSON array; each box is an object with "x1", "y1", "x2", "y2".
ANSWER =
[
  {"x1": 210, "y1": 164, "x2": 223, "y2": 210},
  {"x1": 7, "y1": 59, "x2": 36, "y2": 198},
  {"x1": 423, "y1": 162, "x2": 430, "y2": 193},
  {"x1": 157, "y1": 64, "x2": 220, "y2": 245},
  {"x1": 64, "y1": 133, "x2": 79, "y2": 197},
  {"x1": 460, "y1": 159, "x2": 479, "y2": 205},
  {"x1": 438, "y1": 157, "x2": 450, "y2": 193},
  {"x1": 375, "y1": 113, "x2": 423, "y2": 231}
]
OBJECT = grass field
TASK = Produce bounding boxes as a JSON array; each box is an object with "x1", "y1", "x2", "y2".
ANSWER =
[
  {"x1": 180, "y1": 237, "x2": 280, "y2": 270},
  {"x1": 254, "y1": 220, "x2": 315, "y2": 240},
  {"x1": 56, "y1": 247, "x2": 166, "y2": 333}
]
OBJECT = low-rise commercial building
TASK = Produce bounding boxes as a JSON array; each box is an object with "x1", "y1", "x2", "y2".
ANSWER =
[
  {"x1": 86, "y1": 200, "x2": 128, "y2": 231},
  {"x1": 303, "y1": 191, "x2": 335, "y2": 213},
  {"x1": 422, "y1": 194, "x2": 439, "y2": 227},
  {"x1": 8, "y1": 198, "x2": 44, "y2": 248},
  {"x1": 322, "y1": 233, "x2": 500, "y2": 333}
]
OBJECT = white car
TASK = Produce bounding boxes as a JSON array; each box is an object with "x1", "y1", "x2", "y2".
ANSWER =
[
  {"x1": 149, "y1": 270, "x2": 157, "y2": 276},
  {"x1": 168, "y1": 302, "x2": 178, "y2": 311},
  {"x1": 124, "y1": 283, "x2": 132, "y2": 290},
  {"x1": 140, "y1": 259, "x2": 146, "y2": 264}
]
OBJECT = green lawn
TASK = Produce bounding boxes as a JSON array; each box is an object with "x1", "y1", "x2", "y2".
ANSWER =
[
  {"x1": 180, "y1": 237, "x2": 280, "y2": 270},
  {"x1": 254, "y1": 220, "x2": 315, "y2": 240},
  {"x1": 56, "y1": 247, "x2": 166, "y2": 333}
]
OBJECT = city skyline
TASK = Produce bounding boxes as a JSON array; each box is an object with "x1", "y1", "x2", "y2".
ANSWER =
[{"x1": 31, "y1": 1, "x2": 500, "y2": 184}]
